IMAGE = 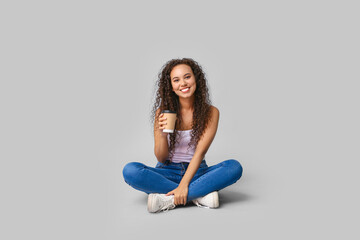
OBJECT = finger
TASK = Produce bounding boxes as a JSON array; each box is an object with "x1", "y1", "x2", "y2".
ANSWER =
[
  {"x1": 159, "y1": 123, "x2": 167, "y2": 128},
  {"x1": 183, "y1": 196, "x2": 187, "y2": 205},
  {"x1": 159, "y1": 122, "x2": 166, "y2": 127}
]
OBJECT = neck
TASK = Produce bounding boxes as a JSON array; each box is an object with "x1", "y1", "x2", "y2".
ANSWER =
[{"x1": 179, "y1": 95, "x2": 195, "y2": 112}]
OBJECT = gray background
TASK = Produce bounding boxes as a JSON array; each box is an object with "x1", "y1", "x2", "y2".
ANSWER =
[{"x1": 1, "y1": 0, "x2": 359, "y2": 239}]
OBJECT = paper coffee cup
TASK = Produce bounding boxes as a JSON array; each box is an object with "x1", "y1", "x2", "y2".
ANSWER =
[{"x1": 161, "y1": 110, "x2": 177, "y2": 133}]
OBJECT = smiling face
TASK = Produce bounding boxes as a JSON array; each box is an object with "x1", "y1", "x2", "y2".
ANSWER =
[{"x1": 170, "y1": 64, "x2": 197, "y2": 98}]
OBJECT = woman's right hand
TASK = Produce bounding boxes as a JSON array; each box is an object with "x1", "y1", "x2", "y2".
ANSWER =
[{"x1": 158, "y1": 113, "x2": 168, "y2": 136}]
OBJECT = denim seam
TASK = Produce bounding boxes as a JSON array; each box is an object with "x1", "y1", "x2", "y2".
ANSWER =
[{"x1": 180, "y1": 163, "x2": 183, "y2": 175}]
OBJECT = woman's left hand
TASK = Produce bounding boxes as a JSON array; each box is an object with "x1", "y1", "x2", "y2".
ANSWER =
[{"x1": 166, "y1": 185, "x2": 189, "y2": 206}]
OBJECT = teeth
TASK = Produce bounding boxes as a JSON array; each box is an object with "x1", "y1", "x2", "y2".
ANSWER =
[{"x1": 181, "y1": 88, "x2": 189, "y2": 92}]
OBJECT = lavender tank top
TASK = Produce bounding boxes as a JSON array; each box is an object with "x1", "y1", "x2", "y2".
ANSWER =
[{"x1": 167, "y1": 129, "x2": 196, "y2": 163}]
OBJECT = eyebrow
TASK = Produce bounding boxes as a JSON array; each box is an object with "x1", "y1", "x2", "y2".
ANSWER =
[{"x1": 172, "y1": 73, "x2": 191, "y2": 80}]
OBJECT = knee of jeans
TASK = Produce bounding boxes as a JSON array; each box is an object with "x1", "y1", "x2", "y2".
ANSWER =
[
  {"x1": 225, "y1": 159, "x2": 243, "y2": 181},
  {"x1": 122, "y1": 162, "x2": 145, "y2": 184}
]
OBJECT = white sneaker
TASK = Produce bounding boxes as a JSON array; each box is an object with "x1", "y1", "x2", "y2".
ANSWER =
[
  {"x1": 192, "y1": 191, "x2": 219, "y2": 209},
  {"x1": 147, "y1": 193, "x2": 176, "y2": 213}
]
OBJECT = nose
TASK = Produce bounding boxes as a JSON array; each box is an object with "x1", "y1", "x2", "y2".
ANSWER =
[{"x1": 180, "y1": 79, "x2": 188, "y2": 86}]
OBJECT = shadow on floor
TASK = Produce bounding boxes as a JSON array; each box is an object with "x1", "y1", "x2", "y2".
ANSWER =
[
  {"x1": 135, "y1": 189, "x2": 253, "y2": 207},
  {"x1": 218, "y1": 189, "x2": 253, "y2": 206}
]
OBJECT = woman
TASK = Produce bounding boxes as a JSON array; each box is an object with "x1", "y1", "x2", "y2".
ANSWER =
[{"x1": 122, "y1": 58, "x2": 243, "y2": 213}]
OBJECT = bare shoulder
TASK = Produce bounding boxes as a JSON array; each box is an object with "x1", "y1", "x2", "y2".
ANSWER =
[
  {"x1": 208, "y1": 105, "x2": 219, "y2": 125},
  {"x1": 210, "y1": 105, "x2": 220, "y2": 117}
]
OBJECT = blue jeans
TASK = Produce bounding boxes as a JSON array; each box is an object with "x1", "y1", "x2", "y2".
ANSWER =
[{"x1": 122, "y1": 159, "x2": 243, "y2": 202}]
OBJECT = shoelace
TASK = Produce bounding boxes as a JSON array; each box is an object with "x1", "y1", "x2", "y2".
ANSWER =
[
  {"x1": 160, "y1": 202, "x2": 176, "y2": 212},
  {"x1": 193, "y1": 200, "x2": 210, "y2": 209}
]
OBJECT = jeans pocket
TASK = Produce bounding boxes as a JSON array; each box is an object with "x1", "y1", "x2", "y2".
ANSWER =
[
  {"x1": 156, "y1": 160, "x2": 168, "y2": 168},
  {"x1": 155, "y1": 162, "x2": 163, "y2": 168}
]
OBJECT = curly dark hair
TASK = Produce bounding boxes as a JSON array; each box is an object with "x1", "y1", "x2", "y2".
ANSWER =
[{"x1": 150, "y1": 58, "x2": 212, "y2": 161}]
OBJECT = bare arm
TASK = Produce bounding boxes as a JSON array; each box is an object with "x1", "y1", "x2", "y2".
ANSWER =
[
  {"x1": 179, "y1": 106, "x2": 220, "y2": 187},
  {"x1": 154, "y1": 109, "x2": 169, "y2": 163}
]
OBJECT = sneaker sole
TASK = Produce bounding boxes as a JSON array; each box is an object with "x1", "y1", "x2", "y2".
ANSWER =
[
  {"x1": 147, "y1": 194, "x2": 158, "y2": 213},
  {"x1": 212, "y1": 191, "x2": 219, "y2": 208}
]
